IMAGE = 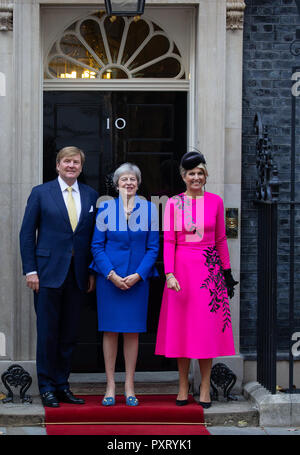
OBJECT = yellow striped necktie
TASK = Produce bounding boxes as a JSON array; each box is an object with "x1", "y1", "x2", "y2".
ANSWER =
[{"x1": 66, "y1": 186, "x2": 78, "y2": 231}]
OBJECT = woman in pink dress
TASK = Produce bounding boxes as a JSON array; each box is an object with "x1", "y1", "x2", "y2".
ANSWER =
[{"x1": 155, "y1": 151, "x2": 238, "y2": 408}]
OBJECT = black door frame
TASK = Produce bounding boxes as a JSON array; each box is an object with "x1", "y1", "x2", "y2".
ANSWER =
[{"x1": 43, "y1": 89, "x2": 188, "y2": 372}]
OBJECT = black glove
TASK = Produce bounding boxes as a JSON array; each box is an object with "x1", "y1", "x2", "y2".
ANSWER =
[{"x1": 223, "y1": 269, "x2": 238, "y2": 299}]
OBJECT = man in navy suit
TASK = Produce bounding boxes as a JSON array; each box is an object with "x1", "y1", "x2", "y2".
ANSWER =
[{"x1": 20, "y1": 146, "x2": 98, "y2": 407}]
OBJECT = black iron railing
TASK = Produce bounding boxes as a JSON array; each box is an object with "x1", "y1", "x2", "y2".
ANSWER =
[
  {"x1": 254, "y1": 113, "x2": 279, "y2": 394},
  {"x1": 254, "y1": 107, "x2": 300, "y2": 394}
]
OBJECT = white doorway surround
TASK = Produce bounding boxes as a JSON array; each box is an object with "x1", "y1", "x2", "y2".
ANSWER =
[
  {"x1": 42, "y1": 7, "x2": 195, "y2": 142},
  {"x1": 0, "y1": 0, "x2": 245, "y2": 394}
]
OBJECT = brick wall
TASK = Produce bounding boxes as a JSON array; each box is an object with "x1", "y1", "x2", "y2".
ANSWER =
[{"x1": 241, "y1": 0, "x2": 300, "y2": 356}]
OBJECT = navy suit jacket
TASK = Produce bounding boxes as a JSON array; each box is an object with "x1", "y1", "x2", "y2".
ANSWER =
[
  {"x1": 20, "y1": 178, "x2": 98, "y2": 290},
  {"x1": 90, "y1": 195, "x2": 159, "y2": 281}
]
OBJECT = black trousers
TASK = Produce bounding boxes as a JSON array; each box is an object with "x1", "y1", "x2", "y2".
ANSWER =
[{"x1": 34, "y1": 260, "x2": 84, "y2": 394}]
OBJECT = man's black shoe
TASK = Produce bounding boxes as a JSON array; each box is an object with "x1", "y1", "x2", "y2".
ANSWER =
[
  {"x1": 41, "y1": 391, "x2": 60, "y2": 408},
  {"x1": 56, "y1": 389, "x2": 85, "y2": 404}
]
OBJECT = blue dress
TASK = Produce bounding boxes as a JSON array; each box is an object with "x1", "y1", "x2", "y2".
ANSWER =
[{"x1": 90, "y1": 195, "x2": 159, "y2": 333}]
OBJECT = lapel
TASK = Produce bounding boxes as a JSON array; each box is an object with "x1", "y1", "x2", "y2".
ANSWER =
[
  {"x1": 77, "y1": 182, "x2": 89, "y2": 229},
  {"x1": 49, "y1": 179, "x2": 72, "y2": 230},
  {"x1": 117, "y1": 195, "x2": 146, "y2": 238},
  {"x1": 131, "y1": 195, "x2": 148, "y2": 232},
  {"x1": 117, "y1": 196, "x2": 130, "y2": 241},
  {"x1": 49, "y1": 179, "x2": 90, "y2": 232}
]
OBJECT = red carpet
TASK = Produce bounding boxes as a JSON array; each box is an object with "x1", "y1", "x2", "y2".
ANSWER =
[{"x1": 45, "y1": 395, "x2": 210, "y2": 435}]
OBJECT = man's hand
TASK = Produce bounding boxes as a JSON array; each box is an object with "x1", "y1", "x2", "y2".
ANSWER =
[
  {"x1": 87, "y1": 274, "x2": 96, "y2": 293},
  {"x1": 26, "y1": 273, "x2": 39, "y2": 293},
  {"x1": 123, "y1": 273, "x2": 141, "y2": 288}
]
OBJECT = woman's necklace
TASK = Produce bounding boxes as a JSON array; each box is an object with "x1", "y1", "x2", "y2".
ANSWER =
[
  {"x1": 124, "y1": 208, "x2": 133, "y2": 216},
  {"x1": 124, "y1": 199, "x2": 135, "y2": 218}
]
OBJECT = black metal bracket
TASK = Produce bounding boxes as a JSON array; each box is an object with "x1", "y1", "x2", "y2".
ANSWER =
[
  {"x1": 254, "y1": 113, "x2": 280, "y2": 204},
  {"x1": 1, "y1": 364, "x2": 33, "y2": 404},
  {"x1": 210, "y1": 362, "x2": 237, "y2": 401},
  {"x1": 105, "y1": 172, "x2": 116, "y2": 196},
  {"x1": 290, "y1": 28, "x2": 300, "y2": 56}
]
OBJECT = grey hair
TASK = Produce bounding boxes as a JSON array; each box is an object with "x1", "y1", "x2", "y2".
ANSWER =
[{"x1": 113, "y1": 162, "x2": 142, "y2": 188}]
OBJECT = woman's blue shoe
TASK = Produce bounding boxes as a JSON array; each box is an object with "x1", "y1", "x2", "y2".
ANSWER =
[
  {"x1": 125, "y1": 395, "x2": 139, "y2": 406},
  {"x1": 102, "y1": 396, "x2": 115, "y2": 406}
]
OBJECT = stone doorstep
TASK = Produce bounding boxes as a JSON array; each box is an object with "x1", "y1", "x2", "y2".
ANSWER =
[
  {"x1": 0, "y1": 394, "x2": 259, "y2": 428},
  {"x1": 243, "y1": 381, "x2": 300, "y2": 427},
  {"x1": 71, "y1": 382, "x2": 179, "y2": 395},
  {"x1": 69, "y1": 369, "x2": 243, "y2": 396},
  {"x1": 197, "y1": 398, "x2": 259, "y2": 427},
  {"x1": 69, "y1": 371, "x2": 179, "y2": 395},
  {"x1": 0, "y1": 396, "x2": 45, "y2": 427},
  {"x1": 0, "y1": 373, "x2": 259, "y2": 428}
]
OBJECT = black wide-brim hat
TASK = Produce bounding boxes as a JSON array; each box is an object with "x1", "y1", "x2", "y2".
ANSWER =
[{"x1": 180, "y1": 151, "x2": 206, "y2": 170}]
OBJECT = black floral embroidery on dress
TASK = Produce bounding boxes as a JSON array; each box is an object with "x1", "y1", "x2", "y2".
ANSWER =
[
  {"x1": 172, "y1": 194, "x2": 203, "y2": 239},
  {"x1": 172, "y1": 194, "x2": 185, "y2": 211},
  {"x1": 200, "y1": 246, "x2": 232, "y2": 332}
]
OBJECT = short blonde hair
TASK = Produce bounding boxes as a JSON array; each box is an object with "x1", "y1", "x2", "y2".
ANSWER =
[
  {"x1": 180, "y1": 162, "x2": 208, "y2": 178},
  {"x1": 56, "y1": 146, "x2": 85, "y2": 165}
]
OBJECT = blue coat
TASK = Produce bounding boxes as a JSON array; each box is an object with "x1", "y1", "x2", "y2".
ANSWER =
[
  {"x1": 90, "y1": 195, "x2": 160, "y2": 332},
  {"x1": 19, "y1": 178, "x2": 98, "y2": 290},
  {"x1": 90, "y1": 195, "x2": 159, "y2": 280}
]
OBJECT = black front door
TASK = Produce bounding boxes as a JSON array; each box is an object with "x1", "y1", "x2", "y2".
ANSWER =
[{"x1": 43, "y1": 91, "x2": 187, "y2": 372}]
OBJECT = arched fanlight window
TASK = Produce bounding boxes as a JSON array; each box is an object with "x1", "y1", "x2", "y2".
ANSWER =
[{"x1": 44, "y1": 12, "x2": 185, "y2": 80}]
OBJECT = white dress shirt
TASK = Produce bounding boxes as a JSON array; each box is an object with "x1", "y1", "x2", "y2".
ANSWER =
[{"x1": 58, "y1": 175, "x2": 81, "y2": 221}]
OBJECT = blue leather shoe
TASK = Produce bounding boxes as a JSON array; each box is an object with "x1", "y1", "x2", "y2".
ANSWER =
[
  {"x1": 125, "y1": 395, "x2": 139, "y2": 406},
  {"x1": 102, "y1": 396, "x2": 115, "y2": 406}
]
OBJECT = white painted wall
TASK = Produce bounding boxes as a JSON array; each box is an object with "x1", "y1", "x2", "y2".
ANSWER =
[
  {"x1": 0, "y1": 72, "x2": 5, "y2": 96},
  {"x1": 0, "y1": 333, "x2": 6, "y2": 357}
]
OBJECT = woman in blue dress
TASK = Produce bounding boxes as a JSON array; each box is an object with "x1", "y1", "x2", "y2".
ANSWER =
[{"x1": 90, "y1": 163, "x2": 159, "y2": 406}]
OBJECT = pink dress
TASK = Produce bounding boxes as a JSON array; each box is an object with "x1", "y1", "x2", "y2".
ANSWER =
[{"x1": 155, "y1": 192, "x2": 236, "y2": 359}]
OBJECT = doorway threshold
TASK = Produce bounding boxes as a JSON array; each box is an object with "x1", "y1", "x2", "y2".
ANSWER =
[{"x1": 69, "y1": 371, "x2": 179, "y2": 395}]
